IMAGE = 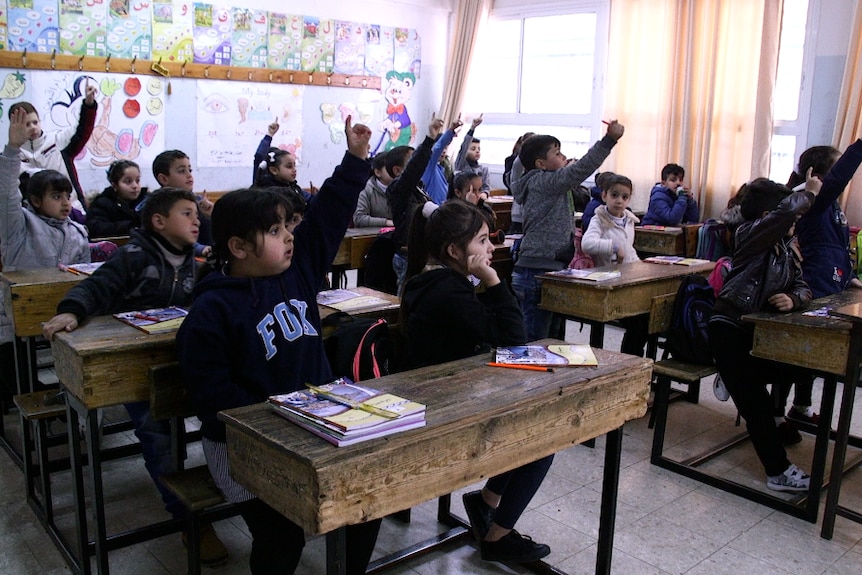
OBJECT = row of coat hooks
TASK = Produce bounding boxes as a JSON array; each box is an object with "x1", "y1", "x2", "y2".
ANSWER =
[{"x1": 0, "y1": 49, "x2": 381, "y2": 91}]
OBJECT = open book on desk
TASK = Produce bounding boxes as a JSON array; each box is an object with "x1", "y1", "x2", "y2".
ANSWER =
[
  {"x1": 494, "y1": 344, "x2": 598, "y2": 367},
  {"x1": 644, "y1": 256, "x2": 712, "y2": 266},
  {"x1": 61, "y1": 262, "x2": 106, "y2": 276},
  {"x1": 113, "y1": 306, "x2": 188, "y2": 334},
  {"x1": 546, "y1": 269, "x2": 621, "y2": 281}
]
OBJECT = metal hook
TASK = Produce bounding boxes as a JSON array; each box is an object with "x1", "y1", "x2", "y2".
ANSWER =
[
  {"x1": 130, "y1": 55, "x2": 136, "y2": 74},
  {"x1": 21, "y1": 48, "x2": 27, "y2": 68},
  {"x1": 181, "y1": 60, "x2": 187, "y2": 77},
  {"x1": 78, "y1": 55, "x2": 85, "y2": 71},
  {"x1": 343, "y1": 77, "x2": 350, "y2": 86},
  {"x1": 247, "y1": 71, "x2": 253, "y2": 81},
  {"x1": 268, "y1": 72, "x2": 273, "y2": 82},
  {"x1": 326, "y1": 74, "x2": 332, "y2": 85},
  {"x1": 50, "y1": 49, "x2": 56, "y2": 70},
  {"x1": 204, "y1": 66, "x2": 210, "y2": 78},
  {"x1": 288, "y1": 73, "x2": 294, "y2": 83},
  {"x1": 308, "y1": 74, "x2": 314, "y2": 84},
  {"x1": 105, "y1": 54, "x2": 111, "y2": 72},
  {"x1": 361, "y1": 78, "x2": 368, "y2": 88},
  {"x1": 226, "y1": 69, "x2": 231, "y2": 79}
]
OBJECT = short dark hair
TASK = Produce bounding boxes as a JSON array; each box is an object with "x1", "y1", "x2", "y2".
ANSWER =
[
  {"x1": 8, "y1": 101, "x2": 37, "y2": 119},
  {"x1": 798, "y1": 146, "x2": 840, "y2": 178},
  {"x1": 142, "y1": 187, "x2": 197, "y2": 232},
  {"x1": 371, "y1": 151, "x2": 388, "y2": 173},
  {"x1": 470, "y1": 138, "x2": 481, "y2": 145},
  {"x1": 518, "y1": 135, "x2": 560, "y2": 172},
  {"x1": 107, "y1": 160, "x2": 140, "y2": 186},
  {"x1": 263, "y1": 186, "x2": 306, "y2": 216},
  {"x1": 739, "y1": 178, "x2": 791, "y2": 221},
  {"x1": 448, "y1": 170, "x2": 481, "y2": 200},
  {"x1": 25, "y1": 170, "x2": 72, "y2": 203},
  {"x1": 601, "y1": 173, "x2": 633, "y2": 193},
  {"x1": 152, "y1": 150, "x2": 189, "y2": 180},
  {"x1": 210, "y1": 188, "x2": 294, "y2": 268},
  {"x1": 661, "y1": 163, "x2": 685, "y2": 181},
  {"x1": 385, "y1": 146, "x2": 414, "y2": 179}
]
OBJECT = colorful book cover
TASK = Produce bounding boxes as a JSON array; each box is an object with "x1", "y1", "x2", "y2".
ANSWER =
[
  {"x1": 364, "y1": 24, "x2": 393, "y2": 77},
  {"x1": 106, "y1": 0, "x2": 152, "y2": 59},
  {"x1": 230, "y1": 7, "x2": 267, "y2": 68},
  {"x1": 308, "y1": 378, "x2": 425, "y2": 418},
  {"x1": 300, "y1": 16, "x2": 333, "y2": 73},
  {"x1": 192, "y1": 2, "x2": 231, "y2": 65},
  {"x1": 59, "y1": 0, "x2": 107, "y2": 56},
  {"x1": 266, "y1": 12, "x2": 302, "y2": 70},
  {"x1": 273, "y1": 407, "x2": 425, "y2": 447},
  {"x1": 114, "y1": 306, "x2": 188, "y2": 334},
  {"x1": 333, "y1": 20, "x2": 365, "y2": 75},
  {"x1": 644, "y1": 256, "x2": 711, "y2": 266},
  {"x1": 495, "y1": 345, "x2": 598, "y2": 367},
  {"x1": 0, "y1": 4, "x2": 7, "y2": 50},
  {"x1": 7, "y1": 0, "x2": 60, "y2": 53},
  {"x1": 547, "y1": 269, "x2": 621, "y2": 281},
  {"x1": 64, "y1": 261, "x2": 106, "y2": 275},
  {"x1": 393, "y1": 27, "x2": 420, "y2": 77},
  {"x1": 151, "y1": 0, "x2": 193, "y2": 63}
]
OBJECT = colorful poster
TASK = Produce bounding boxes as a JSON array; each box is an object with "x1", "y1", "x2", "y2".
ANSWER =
[
  {"x1": 151, "y1": 0, "x2": 193, "y2": 63},
  {"x1": 393, "y1": 27, "x2": 421, "y2": 77},
  {"x1": 197, "y1": 81, "x2": 304, "y2": 168},
  {"x1": 300, "y1": 17, "x2": 333, "y2": 73},
  {"x1": 59, "y1": 0, "x2": 107, "y2": 57},
  {"x1": 192, "y1": 2, "x2": 231, "y2": 65},
  {"x1": 7, "y1": 0, "x2": 60, "y2": 53},
  {"x1": 266, "y1": 12, "x2": 302, "y2": 70},
  {"x1": 230, "y1": 7, "x2": 266, "y2": 68},
  {"x1": 0, "y1": 2, "x2": 9, "y2": 50},
  {"x1": 106, "y1": 0, "x2": 151, "y2": 60},
  {"x1": 333, "y1": 20, "x2": 365, "y2": 76},
  {"x1": 364, "y1": 25, "x2": 393, "y2": 78}
]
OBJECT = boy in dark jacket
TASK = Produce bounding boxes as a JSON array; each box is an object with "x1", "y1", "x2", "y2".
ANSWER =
[
  {"x1": 641, "y1": 163, "x2": 700, "y2": 226},
  {"x1": 708, "y1": 173, "x2": 820, "y2": 492},
  {"x1": 42, "y1": 187, "x2": 229, "y2": 565}
]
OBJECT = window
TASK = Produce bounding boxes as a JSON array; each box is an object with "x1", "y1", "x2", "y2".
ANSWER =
[
  {"x1": 460, "y1": 1, "x2": 609, "y2": 169},
  {"x1": 769, "y1": 0, "x2": 813, "y2": 181}
]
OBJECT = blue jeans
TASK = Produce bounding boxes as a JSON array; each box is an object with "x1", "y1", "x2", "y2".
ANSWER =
[
  {"x1": 124, "y1": 400, "x2": 185, "y2": 518},
  {"x1": 393, "y1": 252, "x2": 408, "y2": 296},
  {"x1": 511, "y1": 267, "x2": 554, "y2": 342}
]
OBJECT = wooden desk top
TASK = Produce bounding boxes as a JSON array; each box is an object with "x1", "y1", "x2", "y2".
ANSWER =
[
  {"x1": 1, "y1": 268, "x2": 85, "y2": 337},
  {"x1": 745, "y1": 290, "x2": 860, "y2": 376},
  {"x1": 318, "y1": 287, "x2": 400, "y2": 324},
  {"x1": 220, "y1": 343, "x2": 652, "y2": 534},
  {"x1": 332, "y1": 227, "x2": 383, "y2": 269},
  {"x1": 635, "y1": 224, "x2": 702, "y2": 257},
  {"x1": 538, "y1": 260, "x2": 715, "y2": 322}
]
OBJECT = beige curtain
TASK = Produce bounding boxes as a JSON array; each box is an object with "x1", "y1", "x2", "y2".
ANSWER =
[
  {"x1": 438, "y1": 0, "x2": 492, "y2": 124},
  {"x1": 605, "y1": 0, "x2": 782, "y2": 218},
  {"x1": 834, "y1": 0, "x2": 862, "y2": 225}
]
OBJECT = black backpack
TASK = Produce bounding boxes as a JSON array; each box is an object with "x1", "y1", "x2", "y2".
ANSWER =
[
  {"x1": 362, "y1": 232, "x2": 398, "y2": 295},
  {"x1": 322, "y1": 313, "x2": 398, "y2": 381},
  {"x1": 664, "y1": 274, "x2": 715, "y2": 365}
]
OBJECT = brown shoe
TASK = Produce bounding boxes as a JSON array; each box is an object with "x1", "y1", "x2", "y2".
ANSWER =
[{"x1": 182, "y1": 523, "x2": 229, "y2": 567}]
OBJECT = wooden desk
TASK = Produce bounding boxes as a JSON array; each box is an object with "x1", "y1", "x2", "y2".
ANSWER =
[
  {"x1": 331, "y1": 227, "x2": 381, "y2": 269},
  {"x1": 634, "y1": 224, "x2": 702, "y2": 257},
  {"x1": 746, "y1": 291, "x2": 862, "y2": 534},
  {"x1": 538, "y1": 260, "x2": 715, "y2": 347},
  {"x1": 221, "y1": 344, "x2": 652, "y2": 575},
  {"x1": 317, "y1": 286, "x2": 401, "y2": 325},
  {"x1": 491, "y1": 237, "x2": 515, "y2": 284},
  {"x1": 485, "y1": 195, "x2": 513, "y2": 231}
]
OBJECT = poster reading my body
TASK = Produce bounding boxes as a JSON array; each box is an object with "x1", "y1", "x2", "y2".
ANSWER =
[{"x1": 197, "y1": 80, "x2": 303, "y2": 169}]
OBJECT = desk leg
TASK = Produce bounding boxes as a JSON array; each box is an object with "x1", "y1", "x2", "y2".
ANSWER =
[
  {"x1": 326, "y1": 527, "x2": 347, "y2": 575},
  {"x1": 66, "y1": 398, "x2": 91, "y2": 575},
  {"x1": 596, "y1": 426, "x2": 622, "y2": 575},
  {"x1": 806, "y1": 375, "x2": 837, "y2": 522},
  {"x1": 589, "y1": 322, "x2": 605, "y2": 349}
]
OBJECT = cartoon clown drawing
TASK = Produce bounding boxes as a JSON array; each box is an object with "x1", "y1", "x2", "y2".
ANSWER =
[{"x1": 379, "y1": 70, "x2": 417, "y2": 151}]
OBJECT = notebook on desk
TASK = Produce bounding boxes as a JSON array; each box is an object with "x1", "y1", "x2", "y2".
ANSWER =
[{"x1": 828, "y1": 303, "x2": 862, "y2": 322}]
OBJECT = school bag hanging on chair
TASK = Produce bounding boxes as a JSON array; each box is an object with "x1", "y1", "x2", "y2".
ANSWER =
[
  {"x1": 664, "y1": 274, "x2": 715, "y2": 365},
  {"x1": 322, "y1": 312, "x2": 399, "y2": 382},
  {"x1": 695, "y1": 219, "x2": 728, "y2": 261}
]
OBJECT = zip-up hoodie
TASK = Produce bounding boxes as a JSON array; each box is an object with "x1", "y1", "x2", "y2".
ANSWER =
[{"x1": 176, "y1": 151, "x2": 369, "y2": 442}]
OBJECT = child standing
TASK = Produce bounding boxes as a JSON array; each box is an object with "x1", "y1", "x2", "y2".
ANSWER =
[
  {"x1": 511, "y1": 121, "x2": 624, "y2": 341},
  {"x1": 400, "y1": 200, "x2": 552, "y2": 564},
  {"x1": 641, "y1": 163, "x2": 700, "y2": 226},
  {"x1": 1, "y1": 108, "x2": 91, "y2": 403},
  {"x1": 40, "y1": 187, "x2": 231, "y2": 565},
  {"x1": 86, "y1": 160, "x2": 144, "y2": 237},
  {"x1": 9, "y1": 80, "x2": 97, "y2": 220},
  {"x1": 708, "y1": 175, "x2": 820, "y2": 492},
  {"x1": 353, "y1": 152, "x2": 393, "y2": 227},
  {"x1": 176, "y1": 119, "x2": 381, "y2": 575},
  {"x1": 454, "y1": 114, "x2": 490, "y2": 193}
]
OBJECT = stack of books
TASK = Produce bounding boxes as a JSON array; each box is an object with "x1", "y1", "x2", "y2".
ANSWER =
[{"x1": 267, "y1": 378, "x2": 426, "y2": 446}]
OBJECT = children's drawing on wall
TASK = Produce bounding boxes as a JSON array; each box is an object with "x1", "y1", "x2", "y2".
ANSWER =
[
  {"x1": 320, "y1": 101, "x2": 375, "y2": 145},
  {"x1": 0, "y1": 72, "x2": 27, "y2": 110},
  {"x1": 197, "y1": 80, "x2": 303, "y2": 168},
  {"x1": 377, "y1": 70, "x2": 416, "y2": 153}
]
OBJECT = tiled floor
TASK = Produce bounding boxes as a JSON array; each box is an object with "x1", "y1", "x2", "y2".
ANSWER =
[{"x1": 2, "y1": 322, "x2": 862, "y2": 575}]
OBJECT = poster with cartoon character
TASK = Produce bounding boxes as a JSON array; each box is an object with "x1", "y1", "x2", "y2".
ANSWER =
[
  {"x1": 192, "y1": 2, "x2": 231, "y2": 65},
  {"x1": 319, "y1": 100, "x2": 376, "y2": 145},
  {"x1": 152, "y1": 0, "x2": 193, "y2": 63},
  {"x1": 364, "y1": 24, "x2": 394, "y2": 78},
  {"x1": 197, "y1": 80, "x2": 303, "y2": 168},
  {"x1": 0, "y1": 5, "x2": 7, "y2": 50},
  {"x1": 333, "y1": 20, "x2": 365, "y2": 76},
  {"x1": 59, "y1": 0, "x2": 107, "y2": 56},
  {"x1": 0, "y1": 70, "x2": 164, "y2": 194},
  {"x1": 300, "y1": 17, "x2": 334, "y2": 73},
  {"x1": 231, "y1": 7, "x2": 267, "y2": 68},
  {"x1": 106, "y1": 0, "x2": 152, "y2": 60},
  {"x1": 266, "y1": 12, "x2": 302, "y2": 70},
  {"x1": 7, "y1": 0, "x2": 59, "y2": 53},
  {"x1": 393, "y1": 28, "x2": 421, "y2": 78},
  {"x1": 378, "y1": 70, "x2": 416, "y2": 152}
]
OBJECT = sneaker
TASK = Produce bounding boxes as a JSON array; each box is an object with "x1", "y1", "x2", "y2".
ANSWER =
[
  {"x1": 776, "y1": 419, "x2": 802, "y2": 445},
  {"x1": 481, "y1": 529, "x2": 551, "y2": 563},
  {"x1": 767, "y1": 464, "x2": 810, "y2": 492},
  {"x1": 787, "y1": 406, "x2": 820, "y2": 425},
  {"x1": 462, "y1": 490, "x2": 494, "y2": 542},
  {"x1": 713, "y1": 374, "x2": 730, "y2": 401},
  {"x1": 183, "y1": 523, "x2": 229, "y2": 567}
]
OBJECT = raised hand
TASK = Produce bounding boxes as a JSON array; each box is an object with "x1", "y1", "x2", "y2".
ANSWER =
[
  {"x1": 804, "y1": 167, "x2": 822, "y2": 196},
  {"x1": 84, "y1": 79, "x2": 96, "y2": 105},
  {"x1": 8, "y1": 107, "x2": 28, "y2": 147},
  {"x1": 471, "y1": 114, "x2": 484, "y2": 129},
  {"x1": 427, "y1": 112, "x2": 444, "y2": 139},
  {"x1": 267, "y1": 119, "x2": 279, "y2": 136},
  {"x1": 606, "y1": 120, "x2": 625, "y2": 141},
  {"x1": 344, "y1": 115, "x2": 372, "y2": 159},
  {"x1": 450, "y1": 113, "x2": 463, "y2": 132}
]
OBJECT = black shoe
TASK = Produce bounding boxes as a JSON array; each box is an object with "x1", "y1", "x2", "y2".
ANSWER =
[
  {"x1": 462, "y1": 490, "x2": 494, "y2": 542},
  {"x1": 480, "y1": 529, "x2": 550, "y2": 563},
  {"x1": 776, "y1": 420, "x2": 802, "y2": 445}
]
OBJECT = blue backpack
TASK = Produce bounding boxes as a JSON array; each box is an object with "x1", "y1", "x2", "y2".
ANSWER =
[
  {"x1": 695, "y1": 219, "x2": 728, "y2": 261},
  {"x1": 665, "y1": 274, "x2": 715, "y2": 365}
]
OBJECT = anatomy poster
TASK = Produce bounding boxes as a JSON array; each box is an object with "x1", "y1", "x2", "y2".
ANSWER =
[{"x1": 197, "y1": 80, "x2": 303, "y2": 168}]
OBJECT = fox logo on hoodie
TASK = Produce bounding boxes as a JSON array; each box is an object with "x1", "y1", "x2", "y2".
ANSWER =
[{"x1": 257, "y1": 299, "x2": 319, "y2": 360}]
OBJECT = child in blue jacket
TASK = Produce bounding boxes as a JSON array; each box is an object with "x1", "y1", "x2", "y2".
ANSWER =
[{"x1": 641, "y1": 163, "x2": 700, "y2": 226}]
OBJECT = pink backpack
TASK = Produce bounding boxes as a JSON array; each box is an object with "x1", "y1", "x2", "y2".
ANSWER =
[
  {"x1": 707, "y1": 256, "x2": 732, "y2": 297},
  {"x1": 569, "y1": 227, "x2": 595, "y2": 270}
]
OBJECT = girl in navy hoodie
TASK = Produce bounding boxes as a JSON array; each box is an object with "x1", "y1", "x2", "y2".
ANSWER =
[{"x1": 177, "y1": 118, "x2": 379, "y2": 575}]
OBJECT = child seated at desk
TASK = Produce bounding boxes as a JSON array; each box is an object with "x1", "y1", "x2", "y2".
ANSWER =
[
  {"x1": 401, "y1": 200, "x2": 552, "y2": 564},
  {"x1": 708, "y1": 174, "x2": 820, "y2": 492},
  {"x1": 41, "y1": 187, "x2": 231, "y2": 565},
  {"x1": 353, "y1": 151, "x2": 393, "y2": 227},
  {"x1": 176, "y1": 118, "x2": 381, "y2": 575},
  {"x1": 641, "y1": 163, "x2": 700, "y2": 226},
  {"x1": 582, "y1": 174, "x2": 649, "y2": 357},
  {"x1": 1, "y1": 108, "x2": 90, "y2": 403},
  {"x1": 85, "y1": 160, "x2": 145, "y2": 237}
]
